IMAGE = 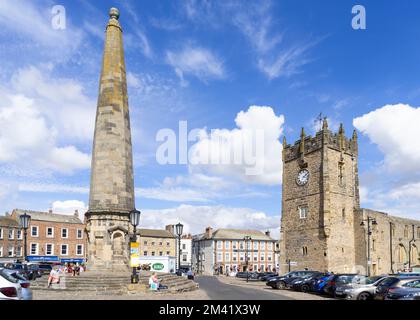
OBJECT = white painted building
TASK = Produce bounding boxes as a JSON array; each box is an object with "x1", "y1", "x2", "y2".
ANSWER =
[
  {"x1": 180, "y1": 235, "x2": 192, "y2": 268},
  {"x1": 192, "y1": 227, "x2": 278, "y2": 275}
]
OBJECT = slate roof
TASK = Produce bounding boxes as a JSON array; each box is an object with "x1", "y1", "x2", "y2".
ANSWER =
[
  {"x1": 194, "y1": 228, "x2": 275, "y2": 241},
  {"x1": 12, "y1": 209, "x2": 83, "y2": 224},
  {"x1": 212, "y1": 229, "x2": 274, "y2": 241},
  {"x1": 137, "y1": 228, "x2": 176, "y2": 238}
]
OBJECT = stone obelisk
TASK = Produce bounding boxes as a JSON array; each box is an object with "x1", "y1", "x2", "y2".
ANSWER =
[{"x1": 85, "y1": 8, "x2": 135, "y2": 271}]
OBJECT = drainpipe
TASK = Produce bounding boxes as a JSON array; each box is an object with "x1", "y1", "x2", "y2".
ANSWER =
[
  {"x1": 389, "y1": 222, "x2": 394, "y2": 274},
  {"x1": 408, "y1": 224, "x2": 415, "y2": 270}
]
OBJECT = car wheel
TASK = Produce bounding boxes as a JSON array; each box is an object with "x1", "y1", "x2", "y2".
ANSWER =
[
  {"x1": 301, "y1": 284, "x2": 310, "y2": 292},
  {"x1": 357, "y1": 292, "x2": 371, "y2": 300},
  {"x1": 276, "y1": 281, "x2": 286, "y2": 290}
]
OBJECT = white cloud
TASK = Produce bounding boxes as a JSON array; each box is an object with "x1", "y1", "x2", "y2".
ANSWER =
[
  {"x1": 51, "y1": 200, "x2": 87, "y2": 221},
  {"x1": 141, "y1": 204, "x2": 280, "y2": 239},
  {"x1": 121, "y1": 1, "x2": 153, "y2": 58},
  {"x1": 0, "y1": 92, "x2": 90, "y2": 174},
  {"x1": 257, "y1": 43, "x2": 314, "y2": 80},
  {"x1": 18, "y1": 183, "x2": 89, "y2": 194},
  {"x1": 135, "y1": 173, "x2": 270, "y2": 203},
  {"x1": 359, "y1": 184, "x2": 420, "y2": 220},
  {"x1": 0, "y1": 0, "x2": 84, "y2": 60},
  {"x1": 231, "y1": 1, "x2": 282, "y2": 54},
  {"x1": 189, "y1": 106, "x2": 283, "y2": 185},
  {"x1": 353, "y1": 103, "x2": 420, "y2": 173},
  {"x1": 127, "y1": 72, "x2": 142, "y2": 88},
  {"x1": 135, "y1": 187, "x2": 211, "y2": 202},
  {"x1": 166, "y1": 46, "x2": 225, "y2": 83},
  {"x1": 10, "y1": 66, "x2": 96, "y2": 142}
]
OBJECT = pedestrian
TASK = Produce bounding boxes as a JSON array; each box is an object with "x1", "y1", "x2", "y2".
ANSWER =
[
  {"x1": 67, "y1": 263, "x2": 73, "y2": 274},
  {"x1": 75, "y1": 263, "x2": 80, "y2": 276},
  {"x1": 47, "y1": 266, "x2": 61, "y2": 288},
  {"x1": 187, "y1": 269, "x2": 194, "y2": 280},
  {"x1": 149, "y1": 272, "x2": 159, "y2": 290}
]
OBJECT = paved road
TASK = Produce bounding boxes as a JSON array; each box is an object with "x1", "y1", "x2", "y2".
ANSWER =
[{"x1": 196, "y1": 276, "x2": 293, "y2": 300}]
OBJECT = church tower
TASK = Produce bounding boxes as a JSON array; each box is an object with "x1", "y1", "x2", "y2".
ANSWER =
[
  {"x1": 85, "y1": 8, "x2": 135, "y2": 271},
  {"x1": 279, "y1": 119, "x2": 360, "y2": 273}
]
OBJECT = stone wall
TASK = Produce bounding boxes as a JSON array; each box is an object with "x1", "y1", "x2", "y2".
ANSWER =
[{"x1": 356, "y1": 209, "x2": 420, "y2": 275}]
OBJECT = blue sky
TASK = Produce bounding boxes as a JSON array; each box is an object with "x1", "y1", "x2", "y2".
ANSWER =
[{"x1": 1, "y1": 0, "x2": 420, "y2": 237}]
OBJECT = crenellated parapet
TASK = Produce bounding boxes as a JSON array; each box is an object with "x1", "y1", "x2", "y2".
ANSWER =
[{"x1": 283, "y1": 119, "x2": 358, "y2": 162}]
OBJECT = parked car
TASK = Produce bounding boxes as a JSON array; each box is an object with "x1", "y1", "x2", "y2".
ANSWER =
[
  {"x1": 258, "y1": 272, "x2": 278, "y2": 281},
  {"x1": 385, "y1": 278, "x2": 420, "y2": 300},
  {"x1": 290, "y1": 272, "x2": 328, "y2": 292},
  {"x1": 334, "y1": 275, "x2": 386, "y2": 300},
  {"x1": 312, "y1": 274, "x2": 334, "y2": 293},
  {"x1": 4, "y1": 263, "x2": 37, "y2": 280},
  {"x1": 176, "y1": 267, "x2": 190, "y2": 276},
  {"x1": 236, "y1": 271, "x2": 258, "y2": 279},
  {"x1": 390, "y1": 279, "x2": 420, "y2": 300},
  {"x1": 1, "y1": 269, "x2": 32, "y2": 300},
  {"x1": 374, "y1": 276, "x2": 420, "y2": 300},
  {"x1": 375, "y1": 276, "x2": 420, "y2": 300},
  {"x1": 0, "y1": 269, "x2": 23, "y2": 300},
  {"x1": 323, "y1": 274, "x2": 367, "y2": 297},
  {"x1": 35, "y1": 264, "x2": 53, "y2": 276},
  {"x1": 266, "y1": 270, "x2": 318, "y2": 289},
  {"x1": 27, "y1": 264, "x2": 43, "y2": 278}
]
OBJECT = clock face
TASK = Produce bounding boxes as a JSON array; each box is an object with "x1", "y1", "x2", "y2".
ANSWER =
[{"x1": 296, "y1": 169, "x2": 309, "y2": 186}]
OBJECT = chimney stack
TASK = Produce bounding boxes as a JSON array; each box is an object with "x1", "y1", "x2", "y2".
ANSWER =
[
  {"x1": 48, "y1": 209, "x2": 53, "y2": 214},
  {"x1": 74, "y1": 209, "x2": 79, "y2": 217},
  {"x1": 165, "y1": 224, "x2": 175, "y2": 234},
  {"x1": 205, "y1": 226, "x2": 213, "y2": 238}
]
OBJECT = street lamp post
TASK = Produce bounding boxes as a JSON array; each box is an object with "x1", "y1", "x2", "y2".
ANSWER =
[
  {"x1": 244, "y1": 236, "x2": 252, "y2": 282},
  {"x1": 360, "y1": 216, "x2": 377, "y2": 276},
  {"x1": 175, "y1": 222, "x2": 184, "y2": 275},
  {"x1": 129, "y1": 209, "x2": 141, "y2": 283},
  {"x1": 19, "y1": 212, "x2": 31, "y2": 263}
]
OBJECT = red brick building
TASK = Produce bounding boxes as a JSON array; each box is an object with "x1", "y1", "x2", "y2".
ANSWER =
[{"x1": 0, "y1": 209, "x2": 87, "y2": 264}]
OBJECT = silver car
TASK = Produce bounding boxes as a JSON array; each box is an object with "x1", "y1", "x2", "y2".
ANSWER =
[
  {"x1": 1, "y1": 269, "x2": 33, "y2": 300},
  {"x1": 335, "y1": 275, "x2": 387, "y2": 300}
]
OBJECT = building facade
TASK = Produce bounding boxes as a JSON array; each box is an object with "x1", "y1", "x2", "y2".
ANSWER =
[
  {"x1": 180, "y1": 234, "x2": 193, "y2": 268},
  {"x1": 136, "y1": 228, "x2": 176, "y2": 258},
  {"x1": 0, "y1": 209, "x2": 87, "y2": 264},
  {"x1": 280, "y1": 119, "x2": 420, "y2": 274},
  {"x1": 192, "y1": 227, "x2": 278, "y2": 275},
  {"x1": 0, "y1": 215, "x2": 23, "y2": 262}
]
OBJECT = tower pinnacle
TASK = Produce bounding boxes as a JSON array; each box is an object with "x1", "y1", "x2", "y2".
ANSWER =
[
  {"x1": 299, "y1": 127, "x2": 305, "y2": 155},
  {"x1": 322, "y1": 117, "x2": 328, "y2": 130}
]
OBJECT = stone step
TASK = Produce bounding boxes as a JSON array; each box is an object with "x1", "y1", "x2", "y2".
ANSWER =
[{"x1": 31, "y1": 274, "x2": 199, "y2": 295}]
